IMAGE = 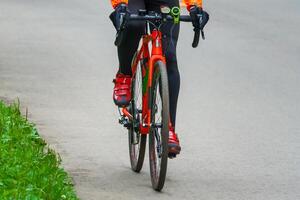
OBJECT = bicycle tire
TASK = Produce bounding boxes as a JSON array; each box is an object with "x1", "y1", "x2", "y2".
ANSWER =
[
  {"x1": 128, "y1": 52, "x2": 147, "y2": 172},
  {"x1": 149, "y1": 60, "x2": 169, "y2": 191}
]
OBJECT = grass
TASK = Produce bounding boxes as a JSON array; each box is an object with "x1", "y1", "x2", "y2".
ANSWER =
[{"x1": 0, "y1": 101, "x2": 79, "y2": 200}]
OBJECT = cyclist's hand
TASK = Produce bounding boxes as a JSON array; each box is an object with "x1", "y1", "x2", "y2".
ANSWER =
[
  {"x1": 109, "y1": 3, "x2": 129, "y2": 32},
  {"x1": 189, "y1": 6, "x2": 209, "y2": 31}
]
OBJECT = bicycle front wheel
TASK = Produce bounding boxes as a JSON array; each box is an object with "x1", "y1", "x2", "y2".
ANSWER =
[{"x1": 149, "y1": 61, "x2": 169, "y2": 191}]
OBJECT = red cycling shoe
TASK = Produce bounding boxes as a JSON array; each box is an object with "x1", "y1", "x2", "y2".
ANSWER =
[
  {"x1": 113, "y1": 73, "x2": 132, "y2": 107},
  {"x1": 168, "y1": 126, "x2": 181, "y2": 158}
]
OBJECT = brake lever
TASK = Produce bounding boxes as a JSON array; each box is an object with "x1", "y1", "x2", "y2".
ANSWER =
[
  {"x1": 201, "y1": 30, "x2": 205, "y2": 40},
  {"x1": 114, "y1": 11, "x2": 129, "y2": 46},
  {"x1": 198, "y1": 14, "x2": 205, "y2": 40},
  {"x1": 118, "y1": 13, "x2": 126, "y2": 31}
]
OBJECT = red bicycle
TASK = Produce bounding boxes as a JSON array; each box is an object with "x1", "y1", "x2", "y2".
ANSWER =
[{"x1": 116, "y1": 6, "x2": 208, "y2": 191}]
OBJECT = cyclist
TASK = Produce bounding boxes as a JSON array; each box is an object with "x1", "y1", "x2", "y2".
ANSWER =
[{"x1": 110, "y1": 0, "x2": 208, "y2": 157}]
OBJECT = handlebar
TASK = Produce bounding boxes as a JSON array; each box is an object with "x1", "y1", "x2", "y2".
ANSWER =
[
  {"x1": 114, "y1": 10, "x2": 209, "y2": 48},
  {"x1": 126, "y1": 14, "x2": 192, "y2": 22}
]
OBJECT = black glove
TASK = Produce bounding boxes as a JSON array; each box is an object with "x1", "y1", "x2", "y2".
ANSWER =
[
  {"x1": 189, "y1": 6, "x2": 209, "y2": 30},
  {"x1": 109, "y1": 3, "x2": 129, "y2": 31}
]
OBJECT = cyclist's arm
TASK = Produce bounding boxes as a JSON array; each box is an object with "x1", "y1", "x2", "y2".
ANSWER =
[
  {"x1": 111, "y1": 0, "x2": 128, "y2": 9},
  {"x1": 183, "y1": 0, "x2": 203, "y2": 10}
]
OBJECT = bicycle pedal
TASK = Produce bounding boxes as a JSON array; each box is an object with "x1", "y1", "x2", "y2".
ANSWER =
[
  {"x1": 123, "y1": 122, "x2": 131, "y2": 128},
  {"x1": 118, "y1": 117, "x2": 127, "y2": 125},
  {"x1": 168, "y1": 153, "x2": 177, "y2": 159},
  {"x1": 119, "y1": 117, "x2": 131, "y2": 129}
]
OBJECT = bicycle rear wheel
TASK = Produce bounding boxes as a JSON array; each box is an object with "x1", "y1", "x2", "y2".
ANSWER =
[
  {"x1": 149, "y1": 61, "x2": 169, "y2": 191},
  {"x1": 128, "y1": 52, "x2": 147, "y2": 172}
]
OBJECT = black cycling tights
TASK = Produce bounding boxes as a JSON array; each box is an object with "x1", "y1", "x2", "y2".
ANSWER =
[{"x1": 117, "y1": 0, "x2": 180, "y2": 127}]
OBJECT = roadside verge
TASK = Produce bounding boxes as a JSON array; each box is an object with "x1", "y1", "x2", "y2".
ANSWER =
[{"x1": 0, "y1": 100, "x2": 79, "y2": 199}]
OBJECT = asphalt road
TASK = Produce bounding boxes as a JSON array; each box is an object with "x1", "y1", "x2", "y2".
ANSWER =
[{"x1": 1, "y1": 0, "x2": 299, "y2": 199}]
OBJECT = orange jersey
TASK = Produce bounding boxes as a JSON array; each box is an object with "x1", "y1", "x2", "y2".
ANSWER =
[
  {"x1": 111, "y1": 0, "x2": 128, "y2": 8},
  {"x1": 183, "y1": 0, "x2": 202, "y2": 10},
  {"x1": 111, "y1": 0, "x2": 202, "y2": 9}
]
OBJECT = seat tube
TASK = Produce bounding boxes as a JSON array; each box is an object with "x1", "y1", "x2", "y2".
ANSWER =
[{"x1": 140, "y1": 36, "x2": 151, "y2": 134}]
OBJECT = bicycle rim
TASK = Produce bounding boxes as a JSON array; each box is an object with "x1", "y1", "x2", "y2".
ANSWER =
[
  {"x1": 149, "y1": 61, "x2": 169, "y2": 191},
  {"x1": 128, "y1": 52, "x2": 147, "y2": 172}
]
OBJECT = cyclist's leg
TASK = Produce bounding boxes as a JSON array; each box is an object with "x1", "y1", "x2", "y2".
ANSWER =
[
  {"x1": 145, "y1": 0, "x2": 180, "y2": 127},
  {"x1": 117, "y1": 0, "x2": 145, "y2": 76}
]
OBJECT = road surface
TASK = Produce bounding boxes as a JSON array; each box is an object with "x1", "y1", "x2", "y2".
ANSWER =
[{"x1": 0, "y1": 0, "x2": 299, "y2": 199}]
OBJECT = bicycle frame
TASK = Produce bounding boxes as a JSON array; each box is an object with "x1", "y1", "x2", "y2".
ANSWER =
[
  {"x1": 122, "y1": 29, "x2": 166, "y2": 135},
  {"x1": 115, "y1": 9, "x2": 208, "y2": 190}
]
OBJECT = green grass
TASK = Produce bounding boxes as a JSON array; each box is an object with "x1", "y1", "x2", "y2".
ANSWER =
[{"x1": 0, "y1": 101, "x2": 79, "y2": 200}]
